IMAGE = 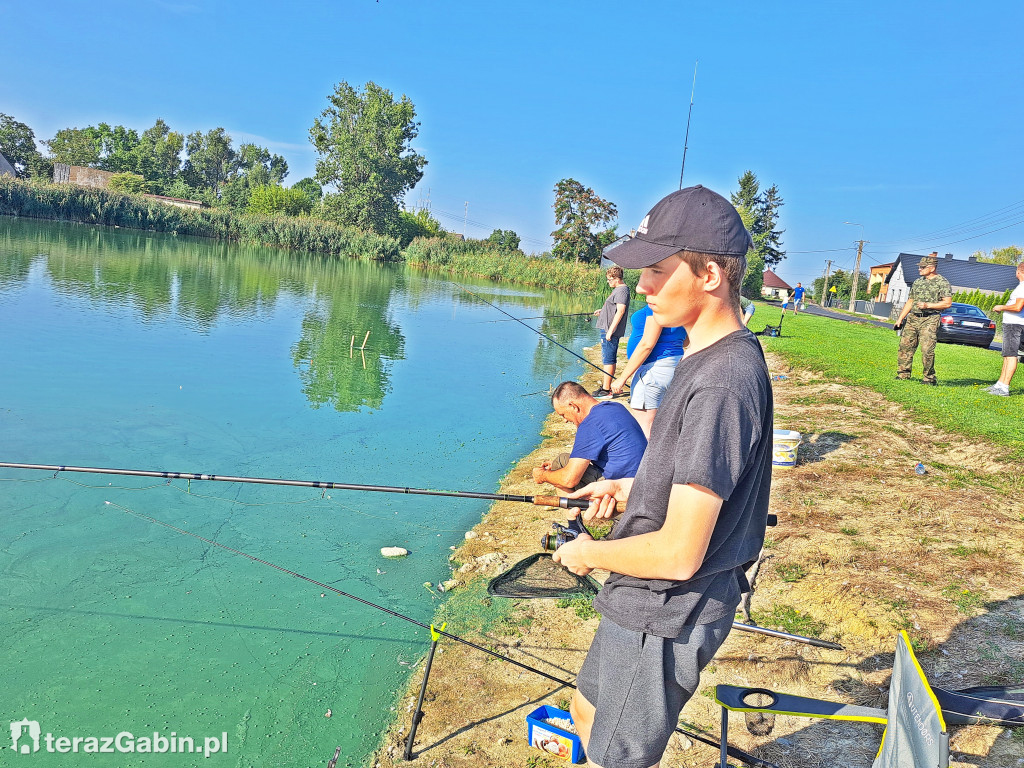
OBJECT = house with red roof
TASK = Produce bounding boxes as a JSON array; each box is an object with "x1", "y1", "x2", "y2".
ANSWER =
[{"x1": 761, "y1": 269, "x2": 792, "y2": 300}]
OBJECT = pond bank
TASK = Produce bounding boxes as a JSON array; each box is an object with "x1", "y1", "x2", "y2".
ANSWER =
[{"x1": 370, "y1": 349, "x2": 1024, "y2": 768}]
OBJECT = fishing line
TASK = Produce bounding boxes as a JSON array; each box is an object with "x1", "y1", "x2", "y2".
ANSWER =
[
  {"x1": 101, "y1": 499, "x2": 778, "y2": 768},
  {"x1": 457, "y1": 285, "x2": 626, "y2": 386},
  {"x1": 474, "y1": 312, "x2": 594, "y2": 324}
]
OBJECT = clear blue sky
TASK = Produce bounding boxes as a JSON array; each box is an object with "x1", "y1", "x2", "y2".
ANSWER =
[{"x1": 4, "y1": 0, "x2": 1023, "y2": 286}]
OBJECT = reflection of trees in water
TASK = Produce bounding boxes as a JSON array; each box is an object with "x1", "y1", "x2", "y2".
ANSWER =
[
  {"x1": 1, "y1": 217, "x2": 405, "y2": 413},
  {"x1": 291, "y1": 264, "x2": 405, "y2": 413},
  {"x1": 0, "y1": 222, "x2": 42, "y2": 288}
]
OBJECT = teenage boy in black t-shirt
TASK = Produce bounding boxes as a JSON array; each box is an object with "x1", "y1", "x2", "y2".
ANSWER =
[{"x1": 553, "y1": 186, "x2": 774, "y2": 768}]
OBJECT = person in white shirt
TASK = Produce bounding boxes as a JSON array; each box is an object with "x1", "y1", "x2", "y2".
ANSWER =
[{"x1": 986, "y1": 263, "x2": 1024, "y2": 396}]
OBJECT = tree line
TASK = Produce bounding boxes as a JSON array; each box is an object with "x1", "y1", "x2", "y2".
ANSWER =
[{"x1": 1, "y1": 93, "x2": 786, "y2": 269}]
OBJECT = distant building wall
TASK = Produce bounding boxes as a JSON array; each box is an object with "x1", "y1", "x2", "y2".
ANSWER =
[
  {"x1": 0, "y1": 152, "x2": 16, "y2": 178},
  {"x1": 143, "y1": 194, "x2": 204, "y2": 210},
  {"x1": 868, "y1": 263, "x2": 893, "y2": 300},
  {"x1": 53, "y1": 163, "x2": 114, "y2": 189}
]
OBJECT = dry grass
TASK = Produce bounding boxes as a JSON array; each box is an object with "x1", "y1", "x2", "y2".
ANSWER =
[{"x1": 370, "y1": 351, "x2": 1024, "y2": 768}]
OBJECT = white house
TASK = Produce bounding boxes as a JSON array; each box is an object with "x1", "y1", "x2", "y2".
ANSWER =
[{"x1": 885, "y1": 252, "x2": 1019, "y2": 307}]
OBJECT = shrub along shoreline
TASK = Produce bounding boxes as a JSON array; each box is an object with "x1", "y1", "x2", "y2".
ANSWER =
[{"x1": 0, "y1": 176, "x2": 618, "y2": 295}]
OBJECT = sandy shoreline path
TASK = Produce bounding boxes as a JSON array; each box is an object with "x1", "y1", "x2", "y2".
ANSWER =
[{"x1": 371, "y1": 350, "x2": 1024, "y2": 768}]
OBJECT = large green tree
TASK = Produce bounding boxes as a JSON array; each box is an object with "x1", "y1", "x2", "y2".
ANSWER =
[
  {"x1": 135, "y1": 119, "x2": 185, "y2": 188},
  {"x1": 46, "y1": 126, "x2": 103, "y2": 167},
  {"x1": 0, "y1": 113, "x2": 48, "y2": 177},
  {"x1": 181, "y1": 127, "x2": 238, "y2": 193},
  {"x1": 309, "y1": 81, "x2": 427, "y2": 236},
  {"x1": 551, "y1": 179, "x2": 617, "y2": 263},
  {"x1": 730, "y1": 170, "x2": 786, "y2": 268},
  {"x1": 487, "y1": 229, "x2": 521, "y2": 252},
  {"x1": 971, "y1": 245, "x2": 1023, "y2": 265},
  {"x1": 813, "y1": 268, "x2": 869, "y2": 303}
]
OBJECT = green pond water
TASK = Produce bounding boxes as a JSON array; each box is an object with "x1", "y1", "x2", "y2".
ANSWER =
[{"x1": 0, "y1": 218, "x2": 599, "y2": 767}]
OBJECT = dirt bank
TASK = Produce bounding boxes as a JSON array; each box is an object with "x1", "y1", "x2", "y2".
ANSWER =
[{"x1": 371, "y1": 351, "x2": 1024, "y2": 768}]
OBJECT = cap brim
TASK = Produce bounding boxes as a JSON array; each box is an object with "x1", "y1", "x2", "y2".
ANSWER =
[{"x1": 603, "y1": 236, "x2": 681, "y2": 269}]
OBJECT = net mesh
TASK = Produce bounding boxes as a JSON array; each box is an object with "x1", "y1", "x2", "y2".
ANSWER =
[
  {"x1": 487, "y1": 553, "x2": 600, "y2": 599},
  {"x1": 742, "y1": 690, "x2": 778, "y2": 736}
]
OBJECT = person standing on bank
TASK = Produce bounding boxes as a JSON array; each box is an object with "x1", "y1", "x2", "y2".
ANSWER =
[
  {"x1": 592, "y1": 267, "x2": 630, "y2": 397},
  {"x1": 609, "y1": 303, "x2": 685, "y2": 438},
  {"x1": 986, "y1": 262, "x2": 1024, "y2": 396},
  {"x1": 553, "y1": 186, "x2": 774, "y2": 768},
  {"x1": 792, "y1": 282, "x2": 805, "y2": 314},
  {"x1": 894, "y1": 253, "x2": 953, "y2": 386}
]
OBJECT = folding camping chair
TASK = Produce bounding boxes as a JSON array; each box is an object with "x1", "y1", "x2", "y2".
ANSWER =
[
  {"x1": 715, "y1": 631, "x2": 950, "y2": 767},
  {"x1": 755, "y1": 313, "x2": 784, "y2": 338}
]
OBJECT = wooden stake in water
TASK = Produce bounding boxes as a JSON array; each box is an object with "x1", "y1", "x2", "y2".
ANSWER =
[{"x1": 360, "y1": 331, "x2": 370, "y2": 350}]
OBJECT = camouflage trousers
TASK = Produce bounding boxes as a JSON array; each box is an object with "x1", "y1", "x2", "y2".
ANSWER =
[{"x1": 897, "y1": 313, "x2": 940, "y2": 383}]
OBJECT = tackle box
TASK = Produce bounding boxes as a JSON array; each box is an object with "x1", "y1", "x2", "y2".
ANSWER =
[{"x1": 526, "y1": 705, "x2": 583, "y2": 763}]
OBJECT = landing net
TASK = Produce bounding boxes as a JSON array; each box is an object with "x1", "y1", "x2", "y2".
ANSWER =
[{"x1": 487, "y1": 553, "x2": 600, "y2": 599}]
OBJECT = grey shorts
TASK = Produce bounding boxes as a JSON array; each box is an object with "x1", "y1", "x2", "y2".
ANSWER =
[
  {"x1": 576, "y1": 613, "x2": 733, "y2": 768},
  {"x1": 629, "y1": 356, "x2": 682, "y2": 410},
  {"x1": 1002, "y1": 323, "x2": 1024, "y2": 358}
]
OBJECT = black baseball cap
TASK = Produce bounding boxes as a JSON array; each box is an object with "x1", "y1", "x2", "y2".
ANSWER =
[{"x1": 604, "y1": 185, "x2": 753, "y2": 269}]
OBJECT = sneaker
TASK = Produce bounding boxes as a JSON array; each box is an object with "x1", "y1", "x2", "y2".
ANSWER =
[
  {"x1": 982, "y1": 384, "x2": 1000, "y2": 393},
  {"x1": 922, "y1": 380, "x2": 937, "y2": 386},
  {"x1": 988, "y1": 385, "x2": 1010, "y2": 397},
  {"x1": 895, "y1": 375, "x2": 911, "y2": 381},
  {"x1": 591, "y1": 387, "x2": 611, "y2": 398}
]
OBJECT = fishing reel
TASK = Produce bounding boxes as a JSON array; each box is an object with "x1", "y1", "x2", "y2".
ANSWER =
[{"x1": 540, "y1": 516, "x2": 587, "y2": 551}]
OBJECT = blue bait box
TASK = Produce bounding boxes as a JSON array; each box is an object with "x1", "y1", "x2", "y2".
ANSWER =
[{"x1": 526, "y1": 705, "x2": 583, "y2": 763}]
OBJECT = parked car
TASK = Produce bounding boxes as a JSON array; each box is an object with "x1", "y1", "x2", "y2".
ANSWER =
[{"x1": 936, "y1": 302, "x2": 996, "y2": 347}]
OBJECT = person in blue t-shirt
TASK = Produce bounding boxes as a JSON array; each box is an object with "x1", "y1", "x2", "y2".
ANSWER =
[
  {"x1": 791, "y1": 282, "x2": 806, "y2": 315},
  {"x1": 531, "y1": 381, "x2": 647, "y2": 493},
  {"x1": 609, "y1": 304, "x2": 685, "y2": 437}
]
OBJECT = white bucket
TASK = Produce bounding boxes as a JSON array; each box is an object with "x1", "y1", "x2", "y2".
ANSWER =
[{"x1": 772, "y1": 429, "x2": 802, "y2": 468}]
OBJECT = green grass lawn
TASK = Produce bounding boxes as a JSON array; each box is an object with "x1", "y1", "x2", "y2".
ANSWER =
[{"x1": 752, "y1": 304, "x2": 1023, "y2": 457}]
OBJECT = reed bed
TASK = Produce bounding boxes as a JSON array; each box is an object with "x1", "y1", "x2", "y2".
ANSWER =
[
  {"x1": 0, "y1": 177, "x2": 399, "y2": 261},
  {"x1": 0, "y1": 176, "x2": 637, "y2": 294},
  {"x1": 403, "y1": 236, "x2": 631, "y2": 294}
]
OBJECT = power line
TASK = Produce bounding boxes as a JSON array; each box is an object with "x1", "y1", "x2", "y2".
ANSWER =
[{"x1": 871, "y1": 197, "x2": 1024, "y2": 247}]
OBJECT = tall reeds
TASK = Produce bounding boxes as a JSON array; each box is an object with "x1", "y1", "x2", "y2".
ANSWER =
[
  {"x1": 1, "y1": 177, "x2": 632, "y2": 294},
  {"x1": 403, "y1": 237, "x2": 618, "y2": 294},
  {"x1": 0, "y1": 177, "x2": 399, "y2": 261}
]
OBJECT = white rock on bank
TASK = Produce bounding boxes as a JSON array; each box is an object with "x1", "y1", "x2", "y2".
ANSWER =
[
  {"x1": 381, "y1": 547, "x2": 409, "y2": 558},
  {"x1": 464, "y1": 531, "x2": 478, "y2": 540}
]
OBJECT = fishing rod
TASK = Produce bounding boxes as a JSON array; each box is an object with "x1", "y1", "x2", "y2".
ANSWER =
[
  {"x1": 458, "y1": 285, "x2": 617, "y2": 381},
  {"x1": 101, "y1": 499, "x2": 780, "y2": 768},
  {"x1": 8, "y1": 461, "x2": 817, "y2": 647},
  {"x1": 0, "y1": 462, "x2": 625, "y2": 514}
]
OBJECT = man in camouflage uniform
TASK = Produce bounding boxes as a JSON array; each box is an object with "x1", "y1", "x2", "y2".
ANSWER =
[{"x1": 894, "y1": 253, "x2": 953, "y2": 385}]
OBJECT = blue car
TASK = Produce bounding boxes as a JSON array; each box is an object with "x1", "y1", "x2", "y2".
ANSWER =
[{"x1": 936, "y1": 303, "x2": 996, "y2": 348}]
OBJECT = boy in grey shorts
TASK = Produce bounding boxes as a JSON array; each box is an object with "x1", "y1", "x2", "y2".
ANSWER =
[{"x1": 554, "y1": 186, "x2": 773, "y2": 768}]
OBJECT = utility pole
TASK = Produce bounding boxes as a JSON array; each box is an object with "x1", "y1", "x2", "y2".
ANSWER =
[
  {"x1": 820, "y1": 260, "x2": 833, "y2": 306},
  {"x1": 463, "y1": 202, "x2": 468, "y2": 237},
  {"x1": 848, "y1": 239, "x2": 866, "y2": 312},
  {"x1": 678, "y1": 60, "x2": 698, "y2": 189}
]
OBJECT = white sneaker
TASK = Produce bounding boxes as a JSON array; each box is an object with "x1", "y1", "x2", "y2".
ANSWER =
[{"x1": 988, "y1": 385, "x2": 1010, "y2": 397}]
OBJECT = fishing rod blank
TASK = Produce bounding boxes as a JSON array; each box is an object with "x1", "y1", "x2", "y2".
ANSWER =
[
  {"x1": 0, "y1": 462, "x2": 626, "y2": 514},
  {"x1": 101, "y1": 500, "x2": 779, "y2": 768}
]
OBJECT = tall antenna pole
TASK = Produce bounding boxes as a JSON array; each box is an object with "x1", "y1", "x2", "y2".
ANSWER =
[{"x1": 678, "y1": 60, "x2": 698, "y2": 189}]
